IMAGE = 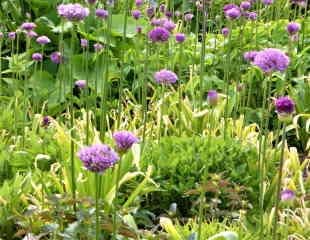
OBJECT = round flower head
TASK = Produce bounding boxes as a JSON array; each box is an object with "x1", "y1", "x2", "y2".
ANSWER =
[
  {"x1": 78, "y1": 144, "x2": 119, "y2": 173},
  {"x1": 26, "y1": 30, "x2": 38, "y2": 38},
  {"x1": 57, "y1": 4, "x2": 89, "y2": 21},
  {"x1": 184, "y1": 13, "x2": 194, "y2": 22},
  {"x1": 246, "y1": 11, "x2": 257, "y2": 20},
  {"x1": 165, "y1": 11, "x2": 173, "y2": 18},
  {"x1": 81, "y1": 38, "x2": 88, "y2": 48},
  {"x1": 87, "y1": 0, "x2": 97, "y2": 4},
  {"x1": 287, "y1": 22, "x2": 300, "y2": 35},
  {"x1": 196, "y1": 1, "x2": 203, "y2": 11},
  {"x1": 291, "y1": 0, "x2": 306, "y2": 7},
  {"x1": 221, "y1": 27, "x2": 230, "y2": 37},
  {"x1": 223, "y1": 4, "x2": 239, "y2": 12},
  {"x1": 275, "y1": 96, "x2": 295, "y2": 122},
  {"x1": 151, "y1": 18, "x2": 161, "y2": 26},
  {"x1": 146, "y1": 7, "x2": 155, "y2": 18},
  {"x1": 225, "y1": 7, "x2": 241, "y2": 20},
  {"x1": 42, "y1": 116, "x2": 51, "y2": 127},
  {"x1": 207, "y1": 90, "x2": 218, "y2": 106},
  {"x1": 21, "y1": 22, "x2": 37, "y2": 31},
  {"x1": 132, "y1": 9, "x2": 141, "y2": 20},
  {"x1": 163, "y1": 19, "x2": 176, "y2": 32},
  {"x1": 281, "y1": 189, "x2": 295, "y2": 201},
  {"x1": 113, "y1": 131, "x2": 139, "y2": 153},
  {"x1": 75, "y1": 80, "x2": 87, "y2": 89},
  {"x1": 36, "y1": 36, "x2": 51, "y2": 45},
  {"x1": 159, "y1": 4, "x2": 166, "y2": 13},
  {"x1": 96, "y1": 8, "x2": 109, "y2": 19},
  {"x1": 154, "y1": 69, "x2": 178, "y2": 84},
  {"x1": 175, "y1": 11, "x2": 181, "y2": 18},
  {"x1": 253, "y1": 48, "x2": 290, "y2": 73},
  {"x1": 50, "y1": 51, "x2": 62, "y2": 64},
  {"x1": 94, "y1": 43, "x2": 103, "y2": 52},
  {"x1": 136, "y1": 26, "x2": 142, "y2": 34},
  {"x1": 243, "y1": 51, "x2": 258, "y2": 62},
  {"x1": 148, "y1": 27, "x2": 170, "y2": 43},
  {"x1": 175, "y1": 33, "x2": 185, "y2": 43},
  {"x1": 32, "y1": 53, "x2": 43, "y2": 62},
  {"x1": 135, "y1": 0, "x2": 143, "y2": 7},
  {"x1": 8, "y1": 32, "x2": 16, "y2": 40},
  {"x1": 262, "y1": 0, "x2": 273, "y2": 5},
  {"x1": 240, "y1": 1, "x2": 251, "y2": 10}
]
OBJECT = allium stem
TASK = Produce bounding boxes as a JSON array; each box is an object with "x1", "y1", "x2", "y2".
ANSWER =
[
  {"x1": 158, "y1": 85, "x2": 165, "y2": 142},
  {"x1": 0, "y1": 39, "x2": 2, "y2": 95},
  {"x1": 95, "y1": 173, "x2": 100, "y2": 240},
  {"x1": 272, "y1": 122, "x2": 287, "y2": 240},
  {"x1": 141, "y1": 41, "x2": 149, "y2": 148},
  {"x1": 112, "y1": 156, "x2": 123, "y2": 240},
  {"x1": 178, "y1": 44, "x2": 183, "y2": 136}
]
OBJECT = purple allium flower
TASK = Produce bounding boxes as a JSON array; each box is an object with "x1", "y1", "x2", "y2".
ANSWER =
[
  {"x1": 32, "y1": 53, "x2": 43, "y2": 62},
  {"x1": 290, "y1": 0, "x2": 306, "y2": 7},
  {"x1": 225, "y1": 7, "x2": 241, "y2": 20},
  {"x1": 78, "y1": 144, "x2": 119, "y2": 173},
  {"x1": 21, "y1": 22, "x2": 37, "y2": 31},
  {"x1": 36, "y1": 36, "x2": 51, "y2": 45},
  {"x1": 175, "y1": 33, "x2": 185, "y2": 43},
  {"x1": 240, "y1": 1, "x2": 251, "y2": 10},
  {"x1": 132, "y1": 9, "x2": 141, "y2": 20},
  {"x1": 75, "y1": 80, "x2": 87, "y2": 89},
  {"x1": 281, "y1": 189, "x2": 295, "y2": 201},
  {"x1": 196, "y1": 1, "x2": 203, "y2": 11},
  {"x1": 135, "y1": 0, "x2": 143, "y2": 7},
  {"x1": 154, "y1": 69, "x2": 178, "y2": 84},
  {"x1": 159, "y1": 4, "x2": 166, "y2": 13},
  {"x1": 246, "y1": 11, "x2": 257, "y2": 20},
  {"x1": 81, "y1": 38, "x2": 88, "y2": 48},
  {"x1": 221, "y1": 27, "x2": 230, "y2": 37},
  {"x1": 207, "y1": 90, "x2": 218, "y2": 106},
  {"x1": 165, "y1": 11, "x2": 173, "y2": 18},
  {"x1": 175, "y1": 11, "x2": 181, "y2": 18},
  {"x1": 223, "y1": 3, "x2": 239, "y2": 12},
  {"x1": 96, "y1": 8, "x2": 109, "y2": 19},
  {"x1": 184, "y1": 13, "x2": 194, "y2": 22},
  {"x1": 50, "y1": 51, "x2": 62, "y2": 64},
  {"x1": 163, "y1": 19, "x2": 176, "y2": 32},
  {"x1": 136, "y1": 26, "x2": 142, "y2": 34},
  {"x1": 148, "y1": 27, "x2": 170, "y2": 43},
  {"x1": 253, "y1": 48, "x2": 290, "y2": 73},
  {"x1": 57, "y1": 4, "x2": 89, "y2": 21},
  {"x1": 243, "y1": 51, "x2": 258, "y2": 62},
  {"x1": 113, "y1": 131, "x2": 139, "y2": 153},
  {"x1": 275, "y1": 96, "x2": 295, "y2": 115},
  {"x1": 262, "y1": 0, "x2": 273, "y2": 5},
  {"x1": 26, "y1": 30, "x2": 38, "y2": 38},
  {"x1": 42, "y1": 116, "x2": 51, "y2": 127},
  {"x1": 287, "y1": 22, "x2": 300, "y2": 35},
  {"x1": 94, "y1": 43, "x2": 103, "y2": 52},
  {"x1": 151, "y1": 18, "x2": 161, "y2": 26},
  {"x1": 87, "y1": 0, "x2": 97, "y2": 4},
  {"x1": 146, "y1": 7, "x2": 155, "y2": 18},
  {"x1": 8, "y1": 32, "x2": 16, "y2": 40}
]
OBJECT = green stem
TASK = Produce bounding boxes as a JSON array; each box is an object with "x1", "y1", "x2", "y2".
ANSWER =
[
  {"x1": 95, "y1": 173, "x2": 100, "y2": 240},
  {"x1": 141, "y1": 41, "x2": 149, "y2": 149},
  {"x1": 272, "y1": 122, "x2": 287, "y2": 240}
]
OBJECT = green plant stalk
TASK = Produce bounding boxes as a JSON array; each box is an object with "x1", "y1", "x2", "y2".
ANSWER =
[
  {"x1": 100, "y1": 7, "x2": 112, "y2": 141},
  {"x1": 85, "y1": 47, "x2": 90, "y2": 145},
  {"x1": 158, "y1": 85, "x2": 165, "y2": 142},
  {"x1": 178, "y1": 44, "x2": 183, "y2": 137},
  {"x1": 117, "y1": 0, "x2": 130, "y2": 129},
  {"x1": 0, "y1": 40, "x2": 2, "y2": 95},
  {"x1": 141, "y1": 41, "x2": 149, "y2": 148},
  {"x1": 70, "y1": 27, "x2": 76, "y2": 211},
  {"x1": 272, "y1": 122, "x2": 286, "y2": 240},
  {"x1": 95, "y1": 173, "x2": 100, "y2": 240},
  {"x1": 112, "y1": 156, "x2": 123, "y2": 240}
]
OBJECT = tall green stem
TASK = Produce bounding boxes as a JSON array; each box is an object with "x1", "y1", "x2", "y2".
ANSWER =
[
  {"x1": 95, "y1": 173, "x2": 100, "y2": 240},
  {"x1": 272, "y1": 122, "x2": 287, "y2": 240}
]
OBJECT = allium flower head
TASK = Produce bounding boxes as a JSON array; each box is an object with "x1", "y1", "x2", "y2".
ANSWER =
[
  {"x1": 136, "y1": 26, "x2": 142, "y2": 34},
  {"x1": 42, "y1": 116, "x2": 51, "y2": 127},
  {"x1": 243, "y1": 51, "x2": 258, "y2": 62},
  {"x1": 159, "y1": 4, "x2": 166, "y2": 13},
  {"x1": 165, "y1": 11, "x2": 173, "y2": 18},
  {"x1": 262, "y1": 0, "x2": 273, "y2": 5},
  {"x1": 75, "y1": 80, "x2": 87, "y2": 89},
  {"x1": 57, "y1": 4, "x2": 89, "y2": 21},
  {"x1": 281, "y1": 189, "x2": 295, "y2": 201},
  {"x1": 221, "y1": 27, "x2": 230, "y2": 37},
  {"x1": 94, "y1": 43, "x2": 103, "y2": 52},
  {"x1": 148, "y1": 27, "x2": 170, "y2": 42},
  {"x1": 135, "y1": 0, "x2": 143, "y2": 7},
  {"x1": 50, "y1": 51, "x2": 62, "y2": 64},
  {"x1": 151, "y1": 18, "x2": 161, "y2": 26},
  {"x1": 78, "y1": 144, "x2": 119, "y2": 173},
  {"x1": 21, "y1": 22, "x2": 37, "y2": 31},
  {"x1": 275, "y1": 96, "x2": 295, "y2": 114},
  {"x1": 87, "y1": 0, "x2": 97, "y2": 4},
  {"x1": 113, "y1": 131, "x2": 139, "y2": 153},
  {"x1": 207, "y1": 90, "x2": 218, "y2": 106},
  {"x1": 184, "y1": 13, "x2": 194, "y2": 22},
  {"x1": 253, "y1": 48, "x2": 290, "y2": 73},
  {"x1": 146, "y1": 7, "x2": 155, "y2": 18},
  {"x1": 225, "y1": 7, "x2": 241, "y2": 20},
  {"x1": 32, "y1": 53, "x2": 43, "y2": 62},
  {"x1": 240, "y1": 1, "x2": 251, "y2": 10},
  {"x1": 175, "y1": 33, "x2": 185, "y2": 43},
  {"x1": 96, "y1": 9, "x2": 109, "y2": 19},
  {"x1": 132, "y1": 9, "x2": 141, "y2": 20},
  {"x1": 163, "y1": 19, "x2": 176, "y2": 32},
  {"x1": 154, "y1": 69, "x2": 178, "y2": 84},
  {"x1": 8, "y1": 32, "x2": 16, "y2": 40},
  {"x1": 246, "y1": 11, "x2": 257, "y2": 20},
  {"x1": 223, "y1": 3, "x2": 239, "y2": 12},
  {"x1": 287, "y1": 22, "x2": 300, "y2": 35},
  {"x1": 36, "y1": 36, "x2": 51, "y2": 45},
  {"x1": 290, "y1": 0, "x2": 306, "y2": 7},
  {"x1": 81, "y1": 38, "x2": 88, "y2": 48},
  {"x1": 175, "y1": 11, "x2": 181, "y2": 18},
  {"x1": 26, "y1": 30, "x2": 38, "y2": 38}
]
